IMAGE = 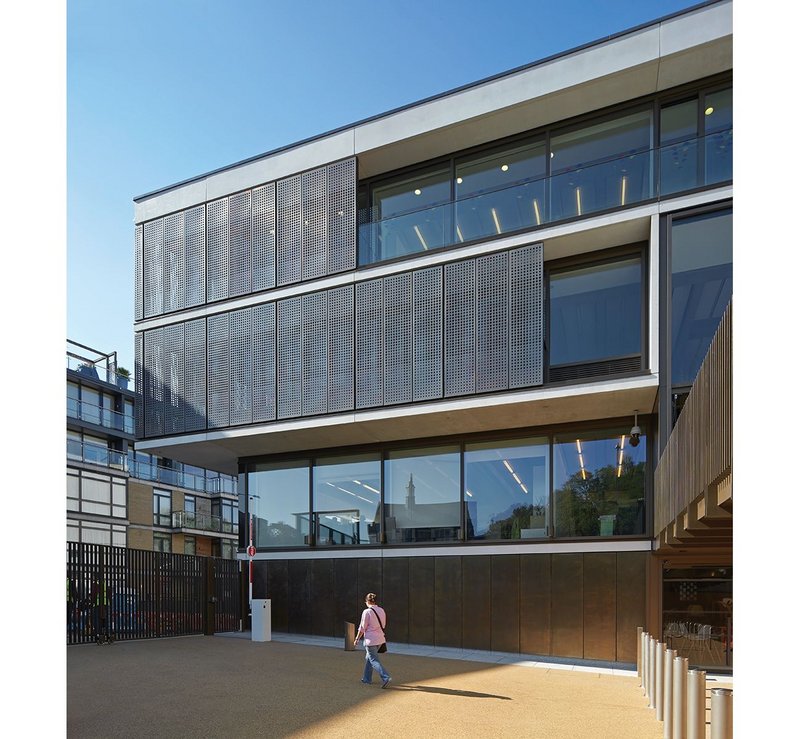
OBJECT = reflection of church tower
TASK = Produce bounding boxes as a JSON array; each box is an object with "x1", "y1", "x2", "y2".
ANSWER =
[{"x1": 406, "y1": 473, "x2": 416, "y2": 521}]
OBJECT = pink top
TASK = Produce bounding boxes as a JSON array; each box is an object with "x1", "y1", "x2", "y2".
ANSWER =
[{"x1": 358, "y1": 605, "x2": 387, "y2": 646}]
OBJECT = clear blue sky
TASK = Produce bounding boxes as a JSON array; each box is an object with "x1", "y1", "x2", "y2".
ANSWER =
[{"x1": 67, "y1": 0, "x2": 704, "y2": 373}]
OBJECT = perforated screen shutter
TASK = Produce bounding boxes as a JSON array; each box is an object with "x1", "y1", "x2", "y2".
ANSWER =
[
  {"x1": 327, "y1": 285, "x2": 354, "y2": 413},
  {"x1": 277, "y1": 297, "x2": 302, "y2": 418},
  {"x1": 184, "y1": 318, "x2": 207, "y2": 431},
  {"x1": 413, "y1": 266, "x2": 443, "y2": 401},
  {"x1": 134, "y1": 332, "x2": 144, "y2": 438},
  {"x1": 253, "y1": 302, "x2": 276, "y2": 422},
  {"x1": 444, "y1": 260, "x2": 475, "y2": 397},
  {"x1": 476, "y1": 251, "x2": 509, "y2": 393},
  {"x1": 163, "y1": 323, "x2": 185, "y2": 433},
  {"x1": 230, "y1": 307, "x2": 253, "y2": 425},
  {"x1": 301, "y1": 168, "x2": 327, "y2": 281},
  {"x1": 144, "y1": 328, "x2": 164, "y2": 436},
  {"x1": 163, "y1": 212, "x2": 185, "y2": 313},
  {"x1": 277, "y1": 176, "x2": 302, "y2": 286},
  {"x1": 207, "y1": 198, "x2": 229, "y2": 302},
  {"x1": 134, "y1": 225, "x2": 143, "y2": 321},
  {"x1": 327, "y1": 158, "x2": 357, "y2": 273},
  {"x1": 184, "y1": 206, "x2": 206, "y2": 307},
  {"x1": 355, "y1": 279, "x2": 383, "y2": 409},
  {"x1": 207, "y1": 313, "x2": 230, "y2": 427},
  {"x1": 509, "y1": 243, "x2": 544, "y2": 388},
  {"x1": 229, "y1": 191, "x2": 252, "y2": 297},
  {"x1": 301, "y1": 292, "x2": 328, "y2": 416},
  {"x1": 252, "y1": 183, "x2": 276, "y2": 291},
  {"x1": 143, "y1": 219, "x2": 164, "y2": 318},
  {"x1": 383, "y1": 272, "x2": 413, "y2": 405}
]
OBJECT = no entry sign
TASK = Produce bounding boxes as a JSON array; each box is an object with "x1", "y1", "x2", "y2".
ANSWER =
[{"x1": 247, "y1": 545, "x2": 256, "y2": 557}]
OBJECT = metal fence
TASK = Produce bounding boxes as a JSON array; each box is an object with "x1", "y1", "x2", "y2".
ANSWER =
[{"x1": 67, "y1": 542, "x2": 243, "y2": 645}]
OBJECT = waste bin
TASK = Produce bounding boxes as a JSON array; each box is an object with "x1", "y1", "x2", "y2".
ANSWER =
[
  {"x1": 344, "y1": 621, "x2": 355, "y2": 651},
  {"x1": 251, "y1": 599, "x2": 272, "y2": 642}
]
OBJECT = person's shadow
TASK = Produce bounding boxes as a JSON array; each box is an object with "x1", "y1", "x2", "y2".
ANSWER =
[{"x1": 393, "y1": 685, "x2": 511, "y2": 700}]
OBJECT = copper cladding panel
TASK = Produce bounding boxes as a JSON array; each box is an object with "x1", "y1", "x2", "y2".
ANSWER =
[
  {"x1": 435, "y1": 556, "x2": 463, "y2": 648},
  {"x1": 382, "y1": 557, "x2": 410, "y2": 644},
  {"x1": 616, "y1": 552, "x2": 647, "y2": 663},
  {"x1": 333, "y1": 558, "x2": 359, "y2": 637},
  {"x1": 311, "y1": 559, "x2": 335, "y2": 636},
  {"x1": 520, "y1": 553, "x2": 551, "y2": 656},
  {"x1": 462, "y1": 556, "x2": 491, "y2": 651},
  {"x1": 551, "y1": 553, "x2": 583, "y2": 658},
  {"x1": 491, "y1": 555, "x2": 520, "y2": 653},
  {"x1": 583, "y1": 552, "x2": 617, "y2": 661},
  {"x1": 409, "y1": 557, "x2": 435, "y2": 645}
]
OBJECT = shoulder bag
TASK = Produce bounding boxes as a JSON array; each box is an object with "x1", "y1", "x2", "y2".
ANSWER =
[{"x1": 369, "y1": 607, "x2": 388, "y2": 653}]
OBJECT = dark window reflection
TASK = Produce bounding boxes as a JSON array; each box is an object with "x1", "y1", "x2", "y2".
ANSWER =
[
  {"x1": 553, "y1": 428, "x2": 646, "y2": 537},
  {"x1": 703, "y1": 88, "x2": 732, "y2": 184},
  {"x1": 660, "y1": 98, "x2": 699, "y2": 195},
  {"x1": 249, "y1": 460, "x2": 310, "y2": 547}
]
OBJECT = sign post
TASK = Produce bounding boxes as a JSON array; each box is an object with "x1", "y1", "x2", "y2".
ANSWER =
[{"x1": 248, "y1": 514, "x2": 255, "y2": 608}]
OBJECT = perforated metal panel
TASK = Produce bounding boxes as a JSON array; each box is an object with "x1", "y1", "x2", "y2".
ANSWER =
[
  {"x1": 355, "y1": 279, "x2": 383, "y2": 409},
  {"x1": 301, "y1": 291, "x2": 328, "y2": 416},
  {"x1": 327, "y1": 285, "x2": 354, "y2": 413},
  {"x1": 207, "y1": 313, "x2": 230, "y2": 428},
  {"x1": 184, "y1": 318, "x2": 207, "y2": 431},
  {"x1": 163, "y1": 323, "x2": 185, "y2": 433},
  {"x1": 444, "y1": 260, "x2": 475, "y2": 397},
  {"x1": 327, "y1": 158, "x2": 357, "y2": 274},
  {"x1": 277, "y1": 297, "x2": 302, "y2": 418},
  {"x1": 134, "y1": 225, "x2": 143, "y2": 321},
  {"x1": 383, "y1": 272, "x2": 413, "y2": 405},
  {"x1": 143, "y1": 219, "x2": 164, "y2": 318},
  {"x1": 229, "y1": 191, "x2": 252, "y2": 297},
  {"x1": 184, "y1": 206, "x2": 206, "y2": 307},
  {"x1": 277, "y1": 176, "x2": 302, "y2": 285},
  {"x1": 252, "y1": 183, "x2": 276, "y2": 291},
  {"x1": 509, "y1": 243, "x2": 544, "y2": 388},
  {"x1": 207, "y1": 198, "x2": 229, "y2": 302},
  {"x1": 476, "y1": 251, "x2": 509, "y2": 393},
  {"x1": 134, "y1": 332, "x2": 144, "y2": 438},
  {"x1": 301, "y1": 168, "x2": 327, "y2": 281},
  {"x1": 413, "y1": 266, "x2": 443, "y2": 401},
  {"x1": 163, "y1": 212, "x2": 185, "y2": 313},
  {"x1": 143, "y1": 328, "x2": 164, "y2": 436},
  {"x1": 230, "y1": 307, "x2": 253, "y2": 425},
  {"x1": 252, "y1": 302, "x2": 276, "y2": 422}
]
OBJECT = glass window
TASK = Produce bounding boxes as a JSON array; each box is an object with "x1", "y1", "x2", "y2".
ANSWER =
[
  {"x1": 81, "y1": 387, "x2": 101, "y2": 425},
  {"x1": 703, "y1": 87, "x2": 732, "y2": 184},
  {"x1": 384, "y1": 445, "x2": 461, "y2": 543},
  {"x1": 670, "y1": 208, "x2": 732, "y2": 387},
  {"x1": 153, "y1": 489, "x2": 172, "y2": 527},
  {"x1": 550, "y1": 109, "x2": 653, "y2": 220},
  {"x1": 313, "y1": 453, "x2": 381, "y2": 546},
  {"x1": 212, "y1": 499, "x2": 237, "y2": 534},
  {"x1": 67, "y1": 470, "x2": 80, "y2": 512},
  {"x1": 67, "y1": 431, "x2": 82, "y2": 461},
  {"x1": 184, "y1": 494, "x2": 196, "y2": 528},
  {"x1": 67, "y1": 382, "x2": 80, "y2": 418},
  {"x1": 154, "y1": 532, "x2": 171, "y2": 553},
  {"x1": 455, "y1": 139, "x2": 546, "y2": 242},
  {"x1": 464, "y1": 437, "x2": 549, "y2": 540},
  {"x1": 124, "y1": 399, "x2": 135, "y2": 434},
  {"x1": 553, "y1": 427, "x2": 647, "y2": 537},
  {"x1": 660, "y1": 98, "x2": 699, "y2": 195},
  {"x1": 83, "y1": 434, "x2": 109, "y2": 466},
  {"x1": 82, "y1": 521, "x2": 112, "y2": 546},
  {"x1": 549, "y1": 256, "x2": 642, "y2": 367},
  {"x1": 82, "y1": 472, "x2": 112, "y2": 516},
  {"x1": 249, "y1": 460, "x2": 310, "y2": 547},
  {"x1": 184, "y1": 536, "x2": 196, "y2": 555}
]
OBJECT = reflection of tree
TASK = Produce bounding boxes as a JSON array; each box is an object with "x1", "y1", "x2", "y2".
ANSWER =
[
  {"x1": 484, "y1": 501, "x2": 547, "y2": 539},
  {"x1": 555, "y1": 457, "x2": 645, "y2": 536}
]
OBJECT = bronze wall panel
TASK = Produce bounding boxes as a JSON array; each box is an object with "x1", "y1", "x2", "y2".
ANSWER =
[
  {"x1": 333, "y1": 558, "x2": 359, "y2": 637},
  {"x1": 520, "y1": 553, "x2": 551, "y2": 656},
  {"x1": 311, "y1": 559, "x2": 335, "y2": 636},
  {"x1": 551, "y1": 553, "x2": 583, "y2": 658},
  {"x1": 491, "y1": 555, "x2": 520, "y2": 653},
  {"x1": 462, "y1": 555, "x2": 491, "y2": 651},
  {"x1": 357, "y1": 558, "x2": 382, "y2": 603},
  {"x1": 382, "y1": 557, "x2": 410, "y2": 644},
  {"x1": 434, "y1": 556, "x2": 462, "y2": 648},
  {"x1": 583, "y1": 552, "x2": 617, "y2": 661},
  {"x1": 264, "y1": 560, "x2": 288, "y2": 632},
  {"x1": 409, "y1": 557, "x2": 435, "y2": 645},
  {"x1": 616, "y1": 552, "x2": 647, "y2": 663},
  {"x1": 288, "y1": 559, "x2": 312, "y2": 634}
]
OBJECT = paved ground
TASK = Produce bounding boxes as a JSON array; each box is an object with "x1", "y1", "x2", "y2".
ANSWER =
[{"x1": 67, "y1": 633, "x2": 731, "y2": 738}]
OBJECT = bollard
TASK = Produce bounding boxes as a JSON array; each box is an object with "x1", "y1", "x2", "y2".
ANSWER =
[
  {"x1": 637, "y1": 626, "x2": 644, "y2": 683},
  {"x1": 344, "y1": 621, "x2": 355, "y2": 651},
  {"x1": 648, "y1": 637, "x2": 657, "y2": 708},
  {"x1": 672, "y1": 656, "x2": 688, "y2": 739},
  {"x1": 663, "y1": 649, "x2": 675, "y2": 739},
  {"x1": 710, "y1": 688, "x2": 733, "y2": 739},
  {"x1": 656, "y1": 641, "x2": 666, "y2": 721},
  {"x1": 687, "y1": 670, "x2": 706, "y2": 739},
  {"x1": 643, "y1": 632, "x2": 650, "y2": 696}
]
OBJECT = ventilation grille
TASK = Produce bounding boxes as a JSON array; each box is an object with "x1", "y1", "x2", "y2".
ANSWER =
[{"x1": 548, "y1": 356, "x2": 642, "y2": 383}]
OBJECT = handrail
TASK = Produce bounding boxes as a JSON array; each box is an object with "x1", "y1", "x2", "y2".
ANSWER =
[
  {"x1": 67, "y1": 399, "x2": 135, "y2": 435},
  {"x1": 172, "y1": 510, "x2": 238, "y2": 533}
]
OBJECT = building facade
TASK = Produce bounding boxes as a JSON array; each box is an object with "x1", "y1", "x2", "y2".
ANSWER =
[{"x1": 132, "y1": 0, "x2": 732, "y2": 666}]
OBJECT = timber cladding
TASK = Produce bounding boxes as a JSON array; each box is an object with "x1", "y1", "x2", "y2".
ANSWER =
[{"x1": 254, "y1": 551, "x2": 645, "y2": 663}]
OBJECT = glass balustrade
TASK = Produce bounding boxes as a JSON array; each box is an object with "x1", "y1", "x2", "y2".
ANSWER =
[
  {"x1": 67, "y1": 439, "x2": 127, "y2": 469},
  {"x1": 171, "y1": 510, "x2": 238, "y2": 533},
  {"x1": 66, "y1": 399, "x2": 134, "y2": 434},
  {"x1": 358, "y1": 131, "x2": 731, "y2": 265},
  {"x1": 66, "y1": 355, "x2": 135, "y2": 391}
]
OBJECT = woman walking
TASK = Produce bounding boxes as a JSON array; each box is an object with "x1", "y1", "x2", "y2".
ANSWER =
[{"x1": 354, "y1": 593, "x2": 391, "y2": 688}]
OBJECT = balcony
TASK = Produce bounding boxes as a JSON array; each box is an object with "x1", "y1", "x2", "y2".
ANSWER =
[
  {"x1": 67, "y1": 341, "x2": 136, "y2": 392},
  {"x1": 172, "y1": 510, "x2": 238, "y2": 535},
  {"x1": 128, "y1": 459, "x2": 237, "y2": 495},
  {"x1": 67, "y1": 398, "x2": 135, "y2": 435},
  {"x1": 358, "y1": 130, "x2": 732, "y2": 265},
  {"x1": 67, "y1": 439, "x2": 128, "y2": 471}
]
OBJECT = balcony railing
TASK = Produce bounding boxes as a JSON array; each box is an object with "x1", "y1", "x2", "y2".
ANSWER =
[
  {"x1": 358, "y1": 130, "x2": 732, "y2": 265},
  {"x1": 67, "y1": 439, "x2": 128, "y2": 471},
  {"x1": 172, "y1": 510, "x2": 238, "y2": 534},
  {"x1": 67, "y1": 399, "x2": 134, "y2": 435},
  {"x1": 128, "y1": 459, "x2": 237, "y2": 495},
  {"x1": 67, "y1": 354, "x2": 135, "y2": 392}
]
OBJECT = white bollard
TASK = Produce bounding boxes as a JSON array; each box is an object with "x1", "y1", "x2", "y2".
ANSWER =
[
  {"x1": 656, "y1": 642, "x2": 665, "y2": 720},
  {"x1": 649, "y1": 637, "x2": 657, "y2": 708},
  {"x1": 710, "y1": 688, "x2": 733, "y2": 739},
  {"x1": 637, "y1": 626, "x2": 644, "y2": 683},
  {"x1": 664, "y1": 649, "x2": 675, "y2": 739},
  {"x1": 672, "y1": 656, "x2": 688, "y2": 739},
  {"x1": 687, "y1": 670, "x2": 706, "y2": 739},
  {"x1": 642, "y1": 632, "x2": 649, "y2": 696}
]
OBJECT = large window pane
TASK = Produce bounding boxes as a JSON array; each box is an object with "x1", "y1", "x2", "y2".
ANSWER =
[
  {"x1": 464, "y1": 437, "x2": 549, "y2": 540},
  {"x1": 553, "y1": 428, "x2": 646, "y2": 537},
  {"x1": 313, "y1": 454, "x2": 381, "y2": 545},
  {"x1": 670, "y1": 209, "x2": 732, "y2": 387},
  {"x1": 384, "y1": 445, "x2": 460, "y2": 543},
  {"x1": 549, "y1": 257, "x2": 642, "y2": 366},
  {"x1": 703, "y1": 88, "x2": 732, "y2": 184},
  {"x1": 660, "y1": 98, "x2": 699, "y2": 195},
  {"x1": 249, "y1": 460, "x2": 310, "y2": 547}
]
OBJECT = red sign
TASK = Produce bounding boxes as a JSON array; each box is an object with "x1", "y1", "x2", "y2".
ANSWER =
[{"x1": 247, "y1": 545, "x2": 256, "y2": 557}]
